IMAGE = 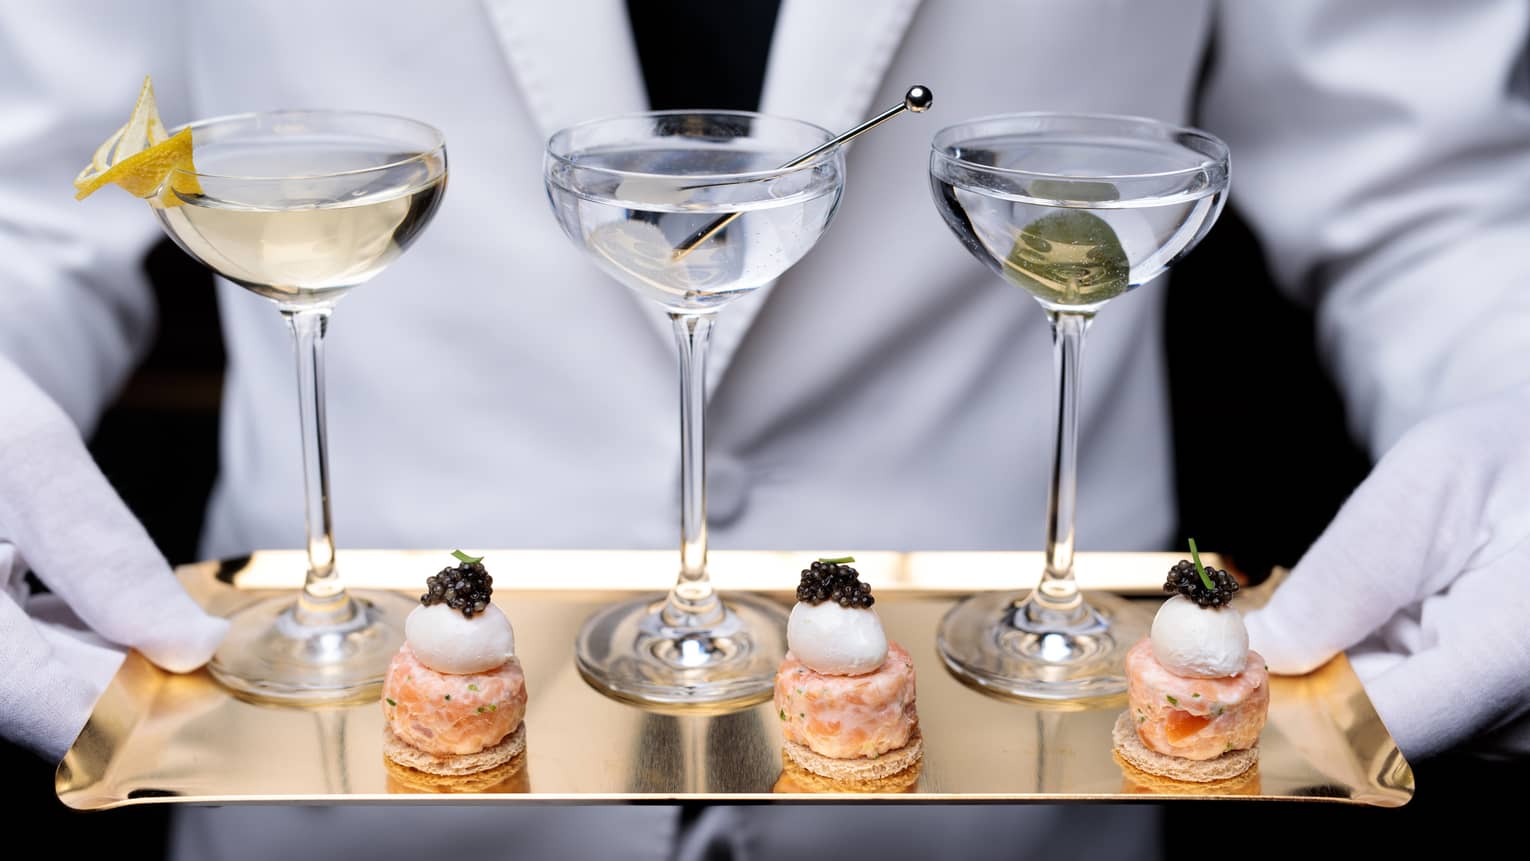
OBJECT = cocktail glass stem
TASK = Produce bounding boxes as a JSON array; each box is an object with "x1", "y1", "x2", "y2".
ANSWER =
[
  {"x1": 282, "y1": 307, "x2": 354, "y2": 626},
  {"x1": 209, "y1": 298, "x2": 416, "y2": 702},
  {"x1": 664, "y1": 312, "x2": 724, "y2": 628},
  {"x1": 934, "y1": 301, "x2": 1140, "y2": 699},
  {"x1": 569, "y1": 300, "x2": 784, "y2": 703},
  {"x1": 1024, "y1": 310, "x2": 1091, "y2": 624}
]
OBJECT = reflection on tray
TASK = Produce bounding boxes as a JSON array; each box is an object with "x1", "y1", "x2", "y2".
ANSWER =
[
  {"x1": 1113, "y1": 753, "x2": 1262, "y2": 797},
  {"x1": 773, "y1": 752, "x2": 921, "y2": 795},
  {"x1": 384, "y1": 753, "x2": 531, "y2": 795}
]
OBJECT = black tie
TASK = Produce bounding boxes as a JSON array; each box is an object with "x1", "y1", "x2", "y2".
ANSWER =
[{"x1": 626, "y1": 0, "x2": 783, "y2": 112}]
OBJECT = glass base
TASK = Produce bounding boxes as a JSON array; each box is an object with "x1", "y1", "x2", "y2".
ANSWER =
[
  {"x1": 208, "y1": 589, "x2": 416, "y2": 705},
  {"x1": 936, "y1": 589, "x2": 1150, "y2": 703},
  {"x1": 575, "y1": 592, "x2": 788, "y2": 709}
]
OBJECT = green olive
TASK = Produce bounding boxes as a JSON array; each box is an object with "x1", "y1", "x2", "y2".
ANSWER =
[{"x1": 1003, "y1": 210, "x2": 1129, "y2": 306}]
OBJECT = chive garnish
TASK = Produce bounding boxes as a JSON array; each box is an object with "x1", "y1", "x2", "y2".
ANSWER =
[
  {"x1": 477, "y1": 706, "x2": 486, "y2": 714},
  {"x1": 452, "y1": 549, "x2": 484, "y2": 565},
  {"x1": 1187, "y1": 538, "x2": 1216, "y2": 592},
  {"x1": 818, "y1": 556, "x2": 855, "y2": 565},
  {"x1": 444, "y1": 694, "x2": 451, "y2": 701},
  {"x1": 385, "y1": 698, "x2": 396, "y2": 707},
  {"x1": 1166, "y1": 694, "x2": 1179, "y2": 706},
  {"x1": 467, "y1": 684, "x2": 479, "y2": 692}
]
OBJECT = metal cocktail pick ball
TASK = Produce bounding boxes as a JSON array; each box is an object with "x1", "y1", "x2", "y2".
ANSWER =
[
  {"x1": 673, "y1": 85, "x2": 934, "y2": 259},
  {"x1": 904, "y1": 85, "x2": 933, "y2": 112}
]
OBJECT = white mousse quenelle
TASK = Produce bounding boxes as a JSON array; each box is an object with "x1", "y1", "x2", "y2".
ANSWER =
[
  {"x1": 787, "y1": 599, "x2": 888, "y2": 675},
  {"x1": 1150, "y1": 594, "x2": 1247, "y2": 678},
  {"x1": 405, "y1": 602, "x2": 516, "y2": 676},
  {"x1": 773, "y1": 558, "x2": 922, "y2": 784}
]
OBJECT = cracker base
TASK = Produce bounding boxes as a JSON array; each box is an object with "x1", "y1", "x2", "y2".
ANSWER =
[
  {"x1": 1111, "y1": 711, "x2": 1256, "y2": 783},
  {"x1": 383, "y1": 722, "x2": 526, "y2": 776},
  {"x1": 782, "y1": 728, "x2": 923, "y2": 783}
]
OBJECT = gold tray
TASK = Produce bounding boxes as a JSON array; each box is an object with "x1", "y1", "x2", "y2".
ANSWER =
[{"x1": 56, "y1": 550, "x2": 1413, "y2": 809}]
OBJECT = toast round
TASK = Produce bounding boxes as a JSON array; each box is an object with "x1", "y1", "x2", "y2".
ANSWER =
[
  {"x1": 774, "y1": 749, "x2": 920, "y2": 793},
  {"x1": 1111, "y1": 711, "x2": 1256, "y2": 783},
  {"x1": 383, "y1": 721, "x2": 526, "y2": 776},
  {"x1": 782, "y1": 727, "x2": 922, "y2": 783}
]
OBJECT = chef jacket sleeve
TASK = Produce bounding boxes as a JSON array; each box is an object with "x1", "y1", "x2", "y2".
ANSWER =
[
  {"x1": 0, "y1": 1, "x2": 189, "y2": 433},
  {"x1": 1201, "y1": 0, "x2": 1530, "y2": 456}
]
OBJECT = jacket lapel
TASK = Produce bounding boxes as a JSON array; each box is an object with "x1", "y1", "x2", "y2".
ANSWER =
[
  {"x1": 708, "y1": 0, "x2": 923, "y2": 391},
  {"x1": 481, "y1": 0, "x2": 923, "y2": 392},
  {"x1": 480, "y1": 0, "x2": 649, "y2": 141},
  {"x1": 760, "y1": 0, "x2": 924, "y2": 133},
  {"x1": 481, "y1": 0, "x2": 675, "y2": 345}
]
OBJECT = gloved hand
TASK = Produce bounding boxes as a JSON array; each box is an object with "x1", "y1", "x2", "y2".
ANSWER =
[
  {"x1": 1246, "y1": 385, "x2": 1530, "y2": 760},
  {"x1": 0, "y1": 357, "x2": 227, "y2": 761}
]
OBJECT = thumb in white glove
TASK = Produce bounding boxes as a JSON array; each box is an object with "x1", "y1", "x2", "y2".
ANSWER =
[
  {"x1": 0, "y1": 357, "x2": 227, "y2": 760},
  {"x1": 1246, "y1": 386, "x2": 1530, "y2": 759}
]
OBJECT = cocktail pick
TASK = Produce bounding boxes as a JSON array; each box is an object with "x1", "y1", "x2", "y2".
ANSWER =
[{"x1": 672, "y1": 85, "x2": 933, "y2": 260}]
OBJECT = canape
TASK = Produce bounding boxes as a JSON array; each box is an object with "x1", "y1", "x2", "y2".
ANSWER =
[
  {"x1": 1113, "y1": 543, "x2": 1267, "y2": 782},
  {"x1": 773, "y1": 558, "x2": 921, "y2": 784},
  {"x1": 381, "y1": 551, "x2": 528, "y2": 781}
]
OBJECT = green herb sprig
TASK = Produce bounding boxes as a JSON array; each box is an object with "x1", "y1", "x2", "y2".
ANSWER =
[
  {"x1": 817, "y1": 556, "x2": 855, "y2": 565},
  {"x1": 1186, "y1": 538, "x2": 1216, "y2": 592},
  {"x1": 452, "y1": 549, "x2": 484, "y2": 565}
]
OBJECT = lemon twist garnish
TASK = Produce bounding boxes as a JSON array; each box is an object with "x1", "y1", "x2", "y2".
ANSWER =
[{"x1": 74, "y1": 76, "x2": 201, "y2": 206}]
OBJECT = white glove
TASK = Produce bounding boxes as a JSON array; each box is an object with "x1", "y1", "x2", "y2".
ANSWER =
[
  {"x1": 0, "y1": 357, "x2": 228, "y2": 761},
  {"x1": 1246, "y1": 385, "x2": 1530, "y2": 760}
]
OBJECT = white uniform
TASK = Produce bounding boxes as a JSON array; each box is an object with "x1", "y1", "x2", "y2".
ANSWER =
[{"x1": 4, "y1": 1, "x2": 1529, "y2": 858}]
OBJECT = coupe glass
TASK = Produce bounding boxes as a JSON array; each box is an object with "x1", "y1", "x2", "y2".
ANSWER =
[
  {"x1": 545, "y1": 112, "x2": 845, "y2": 706},
  {"x1": 928, "y1": 113, "x2": 1229, "y2": 701},
  {"x1": 153, "y1": 110, "x2": 448, "y2": 702}
]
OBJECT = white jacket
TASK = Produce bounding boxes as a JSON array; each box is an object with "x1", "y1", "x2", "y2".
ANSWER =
[
  {"x1": 9, "y1": 0, "x2": 1527, "y2": 557},
  {"x1": 4, "y1": 1, "x2": 1528, "y2": 859}
]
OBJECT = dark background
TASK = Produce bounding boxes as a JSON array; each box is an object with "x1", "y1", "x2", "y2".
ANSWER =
[{"x1": 5, "y1": 1, "x2": 1517, "y2": 856}]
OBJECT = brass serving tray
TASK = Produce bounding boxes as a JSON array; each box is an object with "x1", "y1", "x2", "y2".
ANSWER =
[{"x1": 56, "y1": 550, "x2": 1413, "y2": 809}]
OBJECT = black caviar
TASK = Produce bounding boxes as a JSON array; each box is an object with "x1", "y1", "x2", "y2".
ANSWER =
[
  {"x1": 421, "y1": 552, "x2": 494, "y2": 618},
  {"x1": 797, "y1": 558, "x2": 875, "y2": 608},
  {"x1": 1164, "y1": 558, "x2": 1239, "y2": 608}
]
